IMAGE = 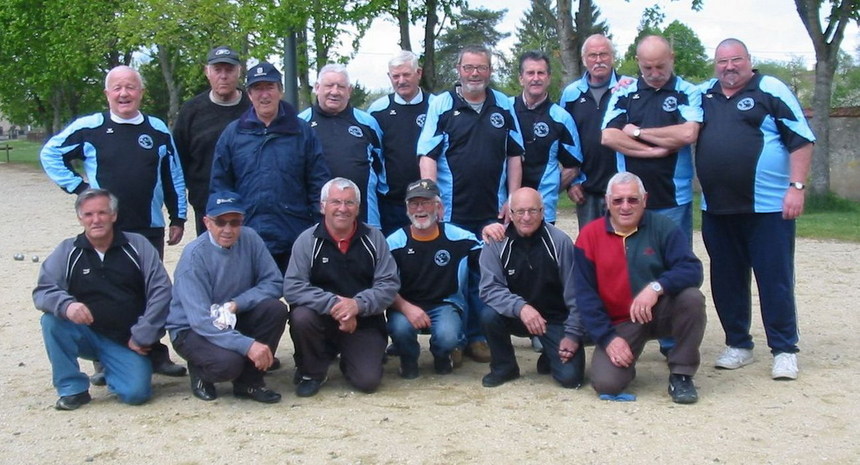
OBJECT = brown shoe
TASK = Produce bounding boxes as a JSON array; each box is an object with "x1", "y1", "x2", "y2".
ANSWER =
[
  {"x1": 451, "y1": 348, "x2": 464, "y2": 368},
  {"x1": 466, "y1": 341, "x2": 491, "y2": 363}
]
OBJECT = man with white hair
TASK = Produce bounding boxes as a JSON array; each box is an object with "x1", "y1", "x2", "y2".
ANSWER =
[
  {"x1": 368, "y1": 51, "x2": 434, "y2": 235},
  {"x1": 299, "y1": 64, "x2": 386, "y2": 228},
  {"x1": 40, "y1": 65, "x2": 187, "y2": 379}
]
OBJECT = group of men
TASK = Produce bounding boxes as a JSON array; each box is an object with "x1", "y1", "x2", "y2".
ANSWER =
[{"x1": 33, "y1": 31, "x2": 813, "y2": 410}]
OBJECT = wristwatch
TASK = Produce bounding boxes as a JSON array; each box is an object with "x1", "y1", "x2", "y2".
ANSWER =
[
  {"x1": 633, "y1": 128, "x2": 642, "y2": 138},
  {"x1": 649, "y1": 281, "x2": 663, "y2": 294},
  {"x1": 789, "y1": 181, "x2": 806, "y2": 190}
]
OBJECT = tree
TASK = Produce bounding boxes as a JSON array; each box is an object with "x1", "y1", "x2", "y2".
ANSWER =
[
  {"x1": 555, "y1": 0, "x2": 610, "y2": 84},
  {"x1": 755, "y1": 57, "x2": 815, "y2": 107},
  {"x1": 831, "y1": 49, "x2": 860, "y2": 106},
  {"x1": 432, "y1": 7, "x2": 510, "y2": 92},
  {"x1": 794, "y1": 0, "x2": 860, "y2": 194},
  {"x1": 662, "y1": 20, "x2": 709, "y2": 82}
]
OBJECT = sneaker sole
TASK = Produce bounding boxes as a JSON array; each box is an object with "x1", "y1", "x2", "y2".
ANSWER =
[
  {"x1": 772, "y1": 371, "x2": 798, "y2": 380},
  {"x1": 715, "y1": 358, "x2": 754, "y2": 370}
]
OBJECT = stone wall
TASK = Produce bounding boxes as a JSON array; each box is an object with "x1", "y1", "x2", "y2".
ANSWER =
[{"x1": 827, "y1": 107, "x2": 860, "y2": 201}]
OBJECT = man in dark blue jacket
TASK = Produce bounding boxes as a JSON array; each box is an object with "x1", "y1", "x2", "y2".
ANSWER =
[{"x1": 210, "y1": 61, "x2": 330, "y2": 273}]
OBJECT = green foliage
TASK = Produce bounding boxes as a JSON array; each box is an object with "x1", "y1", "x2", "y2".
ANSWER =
[
  {"x1": 432, "y1": 7, "x2": 510, "y2": 92},
  {"x1": 754, "y1": 57, "x2": 814, "y2": 107},
  {"x1": 831, "y1": 49, "x2": 860, "y2": 106},
  {"x1": 617, "y1": 9, "x2": 709, "y2": 82}
]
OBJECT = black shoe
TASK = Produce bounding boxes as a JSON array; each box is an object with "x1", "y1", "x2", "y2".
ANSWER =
[
  {"x1": 90, "y1": 361, "x2": 106, "y2": 386},
  {"x1": 189, "y1": 367, "x2": 217, "y2": 401},
  {"x1": 536, "y1": 353, "x2": 551, "y2": 375},
  {"x1": 481, "y1": 370, "x2": 520, "y2": 388},
  {"x1": 55, "y1": 391, "x2": 92, "y2": 411},
  {"x1": 434, "y1": 355, "x2": 453, "y2": 375},
  {"x1": 266, "y1": 357, "x2": 281, "y2": 372},
  {"x1": 233, "y1": 384, "x2": 281, "y2": 403},
  {"x1": 399, "y1": 359, "x2": 419, "y2": 379},
  {"x1": 668, "y1": 374, "x2": 698, "y2": 404},
  {"x1": 154, "y1": 360, "x2": 187, "y2": 377},
  {"x1": 385, "y1": 343, "x2": 400, "y2": 357},
  {"x1": 296, "y1": 376, "x2": 326, "y2": 397}
]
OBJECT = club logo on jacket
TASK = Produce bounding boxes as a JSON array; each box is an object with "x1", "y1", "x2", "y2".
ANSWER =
[
  {"x1": 348, "y1": 126, "x2": 364, "y2": 138},
  {"x1": 138, "y1": 134, "x2": 154, "y2": 149},
  {"x1": 490, "y1": 112, "x2": 505, "y2": 129},
  {"x1": 662, "y1": 96, "x2": 678, "y2": 112},
  {"x1": 416, "y1": 114, "x2": 426, "y2": 128},
  {"x1": 534, "y1": 122, "x2": 550, "y2": 138},
  {"x1": 737, "y1": 97, "x2": 755, "y2": 111},
  {"x1": 434, "y1": 250, "x2": 451, "y2": 266}
]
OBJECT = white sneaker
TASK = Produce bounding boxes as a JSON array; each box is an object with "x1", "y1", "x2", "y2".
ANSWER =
[
  {"x1": 715, "y1": 346, "x2": 754, "y2": 369},
  {"x1": 772, "y1": 353, "x2": 798, "y2": 380}
]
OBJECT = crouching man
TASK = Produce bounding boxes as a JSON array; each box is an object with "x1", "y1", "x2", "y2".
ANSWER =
[
  {"x1": 167, "y1": 192, "x2": 287, "y2": 403},
  {"x1": 33, "y1": 188, "x2": 172, "y2": 410}
]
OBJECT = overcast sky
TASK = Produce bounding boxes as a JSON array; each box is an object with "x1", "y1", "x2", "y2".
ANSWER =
[{"x1": 339, "y1": 0, "x2": 859, "y2": 91}]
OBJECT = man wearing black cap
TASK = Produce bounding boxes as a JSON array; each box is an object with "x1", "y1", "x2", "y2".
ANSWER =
[
  {"x1": 174, "y1": 46, "x2": 252, "y2": 237},
  {"x1": 385, "y1": 179, "x2": 481, "y2": 379},
  {"x1": 167, "y1": 191, "x2": 288, "y2": 403},
  {"x1": 210, "y1": 61, "x2": 329, "y2": 273}
]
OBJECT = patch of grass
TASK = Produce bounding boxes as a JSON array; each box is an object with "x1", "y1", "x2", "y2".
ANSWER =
[{"x1": 0, "y1": 139, "x2": 43, "y2": 167}]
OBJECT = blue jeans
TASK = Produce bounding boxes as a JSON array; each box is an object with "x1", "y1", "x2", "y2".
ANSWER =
[
  {"x1": 453, "y1": 219, "x2": 498, "y2": 344},
  {"x1": 481, "y1": 308, "x2": 585, "y2": 388},
  {"x1": 575, "y1": 191, "x2": 608, "y2": 231},
  {"x1": 387, "y1": 304, "x2": 464, "y2": 363},
  {"x1": 651, "y1": 202, "x2": 693, "y2": 248},
  {"x1": 41, "y1": 313, "x2": 152, "y2": 404}
]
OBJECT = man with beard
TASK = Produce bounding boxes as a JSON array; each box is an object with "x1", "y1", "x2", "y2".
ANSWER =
[
  {"x1": 417, "y1": 44, "x2": 525, "y2": 363},
  {"x1": 385, "y1": 179, "x2": 481, "y2": 379},
  {"x1": 300, "y1": 64, "x2": 385, "y2": 228}
]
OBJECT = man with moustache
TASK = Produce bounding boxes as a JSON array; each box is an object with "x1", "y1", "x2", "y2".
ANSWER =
[
  {"x1": 300, "y1": 64, "x2": 386, "y2": 228},
  {"x1": 386, "y1": 179, "x2": 481, "y2": 378},
  {"x1": 417, "y1": 44, "x2": 525, "y2": 363},
  {"x1": 284, "y1": 178, "x2": 399, "y2": 397},
  {"x1": 697, "y1": 39, "x2": 814, "y2": 380},
  {"x1": 368, "y1": 51, "x2": 433, "y2": 235},
  {"x1": 601, "y1": 35, "x2": 703, "y2": 244},
  {"x1": 174, "y1": 46, "x2": 251, "y2": 236},
  {"x1": 511, "y1": 51, "x2": 582, "y2": 225},
  {"x1": 34, "y1": 189, "x2": 172, "y2": 410},
  {"x1": 210, "y1": 61, "x2": 329, "y2": 274},
  {"x1": 574, "y1": 172, "x2": 705, "y2": 404},
  {"x1": 40, "y1": 65, "x2": 187, "y2": 378},
  {"x1": 479, "y1": 187, "x2": 585, "y2": 389},
  {"x1": 559, "y1": 34, "x2": 626, "y2": 230},
  {"x1": 167, "y1": 191, "x2": 287, "y2": 403}
]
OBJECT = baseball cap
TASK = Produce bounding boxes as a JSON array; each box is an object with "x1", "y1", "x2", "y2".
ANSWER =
[
  {"x1": 405, "y1": 179, "x2": 440, "y2": 200},
  {"x1": 206, "y1": 191, "x2": 246, "y2": 217},
  {"x1": 246, "y1": 62, "x2": 282, "y2": 87},
  {"x1": 207, "y1": 46, "x2": 240, "y2": 66}
]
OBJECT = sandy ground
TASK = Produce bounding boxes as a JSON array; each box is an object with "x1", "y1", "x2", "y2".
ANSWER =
[{"x1": 0, "y1": 164, "x2": 858, "y2": 464}]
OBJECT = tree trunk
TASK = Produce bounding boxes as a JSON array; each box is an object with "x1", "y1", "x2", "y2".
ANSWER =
[
  {"x1": 421, "y1": 0, "x2": 439, "y2": 91},
  {"x1": 157, "y1": 45, "x2": 180, "y2": 127},
  {"x1": 397, "y1": 0, "x2": 412, "y2": 51},
  {"x1": 556, "y1": 0, "x2": 576, "y2": 84},
  {"x1": 296, "y1": 25, "x2": 312, "y2": 109},
  {"x1": 572, "y1": 0, "x2": 595, "y2": 77}
]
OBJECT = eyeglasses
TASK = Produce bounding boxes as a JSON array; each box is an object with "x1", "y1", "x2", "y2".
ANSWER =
[
  {"x1": 610, "y1": 197, "x2": 642, "y2": 206},
  {"x1": 510, "y1": 207, "x2": 543, "y2": 218},
  {"x1": 209, "y1": 217, "x2": 243, "y2": 227},
  {"x1": 326, "y1": 199, "x2": 358, "y2": 208},
  {"x1": 460, "y1": 64, "x2": 490, "y2": 73},
  {"x1": 406, "y1": 199, "x2": 436, "y2": 209},
  {"x1": 716, "y1": 56, "x2": 747, "y2": 67},
  {"x1": 586, "y1": 52, "x2": 612, "y2": 61}
]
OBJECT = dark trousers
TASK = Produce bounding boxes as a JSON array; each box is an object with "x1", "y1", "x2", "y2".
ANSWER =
[
  {"x1": 271, "y1": 250, "x2": 292, "y2": 276},
  {"x1": 702, "y1": 212, "x2": 799, "y2": 354},
  {"x1": 289, "y1": 306, "x2": 387, "y2": 393},
  {"x1": 590, "y1": 288, "x2": 706, "y2": 395},
  {"x1": 379, "y1": 196, "x2": 409, "y2": 237},
  {"x1": 172, "y1": 299, "x2": 287, "y2": 387},
  {"x1": 482, "y1": 308, "x2": 585, "y2": 388},
  {"x1": 192, "y1": 202, "x2": 207, "y2": 237}
]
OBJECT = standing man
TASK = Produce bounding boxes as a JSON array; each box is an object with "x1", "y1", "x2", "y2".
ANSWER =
[
  {"x1": 574, "y1": 173, "x2": 706, "y2": 404},
  {"x1": 167, "y1": 192, "x2": 288, "y2": 403},
  {"x1": 386, "y1": 179, "x2": 481, "y2": 379},
  {"x1": 560, "y1": 34, "x2": 625, "y2": 229},
  {"x1": 33, "y1": 189, "x2": 172, "y2": 410},
  {"x1": 512, "y1": 51, "x2": 582, "y2": 224},
  {"x1": 174, "y1": 46, "x2": 251, "y2": 236},
  {"x1": 40, "y1": 65, "x2": 186, "y2": 377},
  {"x1": 284, "y1": 178, "x2": 399, "y2": 397},
  {"x1": 698, "y1": 39, "x2": 814, "y2": 380},
  {"x1": 210, "y1": 61, "x2": 329, "y2": 273},
  {"x1": 299, "y1": 64, "x2": 385, "y2": 228},
  {"x1": 368, "y1": 51, "x2": 433, "y2": 235},
  {"x1": 479, "y1": 188, "x2": 586, "y2": 389},
  {"x1": 601, "y1": 35, "x2": 703, "y2": 243},
  {"x1": 417, "y1": 44, "x2": 525, "y2": 362}
]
